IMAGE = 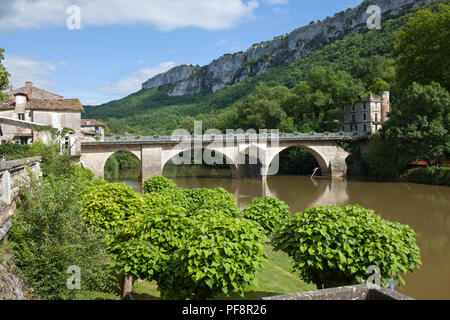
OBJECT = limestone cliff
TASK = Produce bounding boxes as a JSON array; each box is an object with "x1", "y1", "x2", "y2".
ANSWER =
[{"x1": 142, "y1": 0, "x2": 432, "y2": 96}]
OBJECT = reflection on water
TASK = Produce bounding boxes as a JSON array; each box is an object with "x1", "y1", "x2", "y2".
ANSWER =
[{"x1": 111, "y1": 165, "x2": 450, "y2": 300}]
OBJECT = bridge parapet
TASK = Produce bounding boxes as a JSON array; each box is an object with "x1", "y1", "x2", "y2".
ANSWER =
[{"x1": 85, "y1": 132, "x2": 369, "y2": 144}]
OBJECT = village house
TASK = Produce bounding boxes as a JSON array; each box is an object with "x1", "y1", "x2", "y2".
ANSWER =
[
  {"x1": 342, "y1": 91, "x2": 390, "y2": 134},
  {"x1": 81, "y1": 119, "x2": 105, "y2": 141},
  {"x1": 0, "y1": 81, "x2": 83, "y2": 155}
]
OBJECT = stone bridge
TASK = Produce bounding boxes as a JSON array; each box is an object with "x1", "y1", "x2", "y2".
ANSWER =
[{"x1": 80, "y1": 133, "x2": 367, "y2": 182}]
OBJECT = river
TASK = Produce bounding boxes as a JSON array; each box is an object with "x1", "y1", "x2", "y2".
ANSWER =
[{"x1": 108, "y1": 165, "x2": 450, "y2": 300}]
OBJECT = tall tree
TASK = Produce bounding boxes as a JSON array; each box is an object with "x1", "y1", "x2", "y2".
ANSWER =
[
  {"x1": 0, "y1": 48, "x2": 10, "y2": 100},
  {"x1": 381, "y1": 82, "x2": 450, "y2": 168},
  {"x1": 392, "y1": 4, "x2": 450, "y2": 92},
  {"x1": 290, "y1": 66, "x2": 364, "y2": 132}
]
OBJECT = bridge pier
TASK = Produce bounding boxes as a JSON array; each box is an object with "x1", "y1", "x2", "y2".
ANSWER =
[{"x1": 141, "y1": 146, "x2": 163, "y2": 182}]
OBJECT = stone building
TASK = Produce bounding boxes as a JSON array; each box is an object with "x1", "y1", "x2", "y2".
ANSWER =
[
  {"x1": 81, "y1": 119, "x2": 105, "y2": 141},
  {"x1": 0, "y1": 82, "x2": 83, "y2": 155},
  {"x1": 342, "y1": 91, "x2": 390, "y2": 134}
]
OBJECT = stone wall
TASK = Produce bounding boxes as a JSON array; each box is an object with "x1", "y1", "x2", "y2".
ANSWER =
[
  {"x1": 0, "y1": 259, "x2": 32, "y2": 300},
  {"x1": 262, "y1": 284, "x2": 414, "y2": 300},
  {"x1": 0, "y1": 157, "x2": 42, "y2": 241}
]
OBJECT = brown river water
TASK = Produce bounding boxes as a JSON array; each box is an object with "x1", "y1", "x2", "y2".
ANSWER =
[{"x1": 110, "y1": 166, "x2": 450, "y2": 300}]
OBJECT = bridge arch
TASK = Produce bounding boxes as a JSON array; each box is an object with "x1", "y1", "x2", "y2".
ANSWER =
[
  {"x1": 160, "y1": 146, "x2": 240, "y2": 178},
  {"x1": 237, "y1": 141, "x2": 349, "y2": 179},
  {"x1": 264, "y1": 144, "x2": 330, "y2": 177},
  {"x1": 104, "y1": 150, "x2": 141, "y2": 180},
  {"x1": 80, "y1": 145, "x2": 142, "y2": 179}
]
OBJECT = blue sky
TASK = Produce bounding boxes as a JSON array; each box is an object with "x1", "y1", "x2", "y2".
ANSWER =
[{"x1": 0, "y1": 0, "x2": 362, "y2": 105}]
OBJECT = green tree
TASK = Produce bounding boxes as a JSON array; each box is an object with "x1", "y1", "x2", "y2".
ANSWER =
[
  {"x1": 290, "y1": 66, "x2": 364, "y2": 132},
  {"x1": 82, "y1": 178, "x2": 267, "y2": 300},
  {"x1": 272, "y1": 205, "x2": 421, "y2": 289},
  {"x1": 243, "y1": 197, "x2": 291, "y2": 236},
  {"x1": 382, "y1": 82, "x2": 449, "y2": 163},
  {"x1": 392, "y1": 4, "x2": 450, "y2": 92},
  {"x1": 0, "y1": 47, "x2": 9, "y2": 101},
  {"x1": 9, "y1": 149, "x2": 116, "y2": 300},
  {"x1": 233, "y1": 84, "x2": 292, "y2": 130}
]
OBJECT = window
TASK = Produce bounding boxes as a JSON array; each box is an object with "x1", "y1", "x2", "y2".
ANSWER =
[
  {"x1": 64, "y1": 136, "x2": 70, "y2": 150},
  {"x1": 364, "y1": 103, "x2": 367, "y2": 110},
  {"x1": 374, "y1": 103, "x2": 379, "y2": 111},
  {"x1": 375, "y1": 113, "x2": 378, "y2": 122},
  {"x1": 352, "y1": 114, "x2": 356, "y2": 123},
  {"x1": 18, "y1": 113, "x2": 25, "y2": 120},
  {"x1": 363, "y1": 113, "x2": 367, "y2": 121},
  {"x1": 364, "y1": 124, "x2": 367, "y2": 132},
  {"x1": 95, "y1": 126, "x2": 99, "y2": 132}
]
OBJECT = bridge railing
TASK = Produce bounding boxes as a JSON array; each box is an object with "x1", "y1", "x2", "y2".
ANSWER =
[{"x1": 97, "y1": 132, "x2": 370, "y2": 143}]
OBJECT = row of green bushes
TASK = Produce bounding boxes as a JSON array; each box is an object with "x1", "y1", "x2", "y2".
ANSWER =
[
  {"x1": 80, "y1": 176, "x2": 421, "y2": 299},
  {"x1": 401, "y1": 166, "x2": 450, "y2": 186}
]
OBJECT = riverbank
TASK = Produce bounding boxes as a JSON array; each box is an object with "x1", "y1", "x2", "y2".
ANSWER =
[{"x1": 400, "y1": 166, "x2": 450, "y2": 186}]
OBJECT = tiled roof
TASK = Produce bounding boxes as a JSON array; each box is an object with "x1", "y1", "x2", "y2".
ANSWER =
[
  {"x1": 81, "y1": 119, "x2": 105, "y2": 127},
  {"x1": 10, "y1": 85, "x2": 63, "y2": 100},
  {"x1": 0, "y1": 98, "x2": 83, "y2": 112},
  {"x1": 26, "y1": 98, "x2": 84, "y2": 111}
]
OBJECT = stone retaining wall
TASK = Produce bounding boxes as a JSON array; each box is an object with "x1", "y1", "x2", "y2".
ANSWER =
[{"x1": 0, "y1": 157, "x2": 41, "y2": 241}]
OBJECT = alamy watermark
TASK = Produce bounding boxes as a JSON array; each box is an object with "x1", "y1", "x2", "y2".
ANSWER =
[
  {"x1": 66, "y1": 5, "x2": 81, "y2": 30},
  {"x1": 366, "y1": 265, "x2": 382, "y2": 288},
  {"x1": 66, "y1": 265, "x2": 81, "y2": 290},
  {"x1": 367, "y1": 5, "x2": 382, "y2": 30}
]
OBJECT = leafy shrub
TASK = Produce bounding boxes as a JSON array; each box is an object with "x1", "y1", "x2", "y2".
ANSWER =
[
  {"x1": 243, "y1": 197, "x2": 291, "y2": 235},
  {"x1": 81, "y1": 182, "x2": 147, "y2": 233},
  {"x1": 108, "y1": 204, "x2": 194, "y2": 282},
  {"x1": 0, "y1": 142, "x2": 30, "y2": 160},
  {"x1": 272, "y1": 205, "x2": 421, "y2": 289},
  {"x1": 182, "y1": 187, "x2": 241, "y2": 218},
  {"x1": 157, "y1": 210, "x2": 267, "y2": 299},
  {"x1": 143, "y1": 176, "x2": 178, "y2": 193},
  {"x1": 401, "y1": 166, "x2": 450, "y2": 186},
  {"x1": 10, "y1": 168, "x2": 117, "y2": 300}
]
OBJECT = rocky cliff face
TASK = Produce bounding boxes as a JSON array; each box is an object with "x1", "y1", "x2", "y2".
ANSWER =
[{"x1": 142, "y1": 0, "x2": 432, "y2": 96}]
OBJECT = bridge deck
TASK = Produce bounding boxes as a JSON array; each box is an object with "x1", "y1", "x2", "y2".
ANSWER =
[{"x1": 81, "y1": 133, "x2": 369, "y2": 145}]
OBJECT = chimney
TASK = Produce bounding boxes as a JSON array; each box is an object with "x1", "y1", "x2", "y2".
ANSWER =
[
  {"x1": 25, "y1": 81, "x2": 32, "y2": 89},
  {"x1": 380, "y1": 91, "x2": 390, "y2": 122}
]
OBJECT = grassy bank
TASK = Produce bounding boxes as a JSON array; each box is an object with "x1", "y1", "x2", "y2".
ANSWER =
[
  {"x1": 83, "y1": 246, "x2": 315, "y2": 300},
  {"x1": 401, "y1": 166, "x2": 450, "y2": 186}
]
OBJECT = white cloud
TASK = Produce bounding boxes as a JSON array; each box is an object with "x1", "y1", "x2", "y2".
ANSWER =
[
  {"x1": 96, "y1": 61, "x2": 176, "y2": 96},
  {"x1": 217, "y1": 39, "x2": 229, "y2": 46},
  {"x1": 3, "y1": 55, "x2": 65, "y2": 90},
  {"x1": 81, "y1": 98, "x2": 110, "y2": 106},
  {"x1": 265, "y1": 0, "x2": 288, "y2": 4},
  {"x1": 0, "y1": 0, "x2": 259, "y2": 33}
]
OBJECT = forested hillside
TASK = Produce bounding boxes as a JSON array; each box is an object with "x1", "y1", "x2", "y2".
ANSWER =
[{"x1": 83, "y1": 0, "x2": 447, "y2": 136}]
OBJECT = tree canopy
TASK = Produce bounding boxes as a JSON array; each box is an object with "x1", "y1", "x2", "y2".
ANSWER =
[
  {"x1": 392, "y1": 4, "x2": 450, "y2": 92},
  {"x1": 0, "y1": 47, "x2": 10, "y2": 101}
]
